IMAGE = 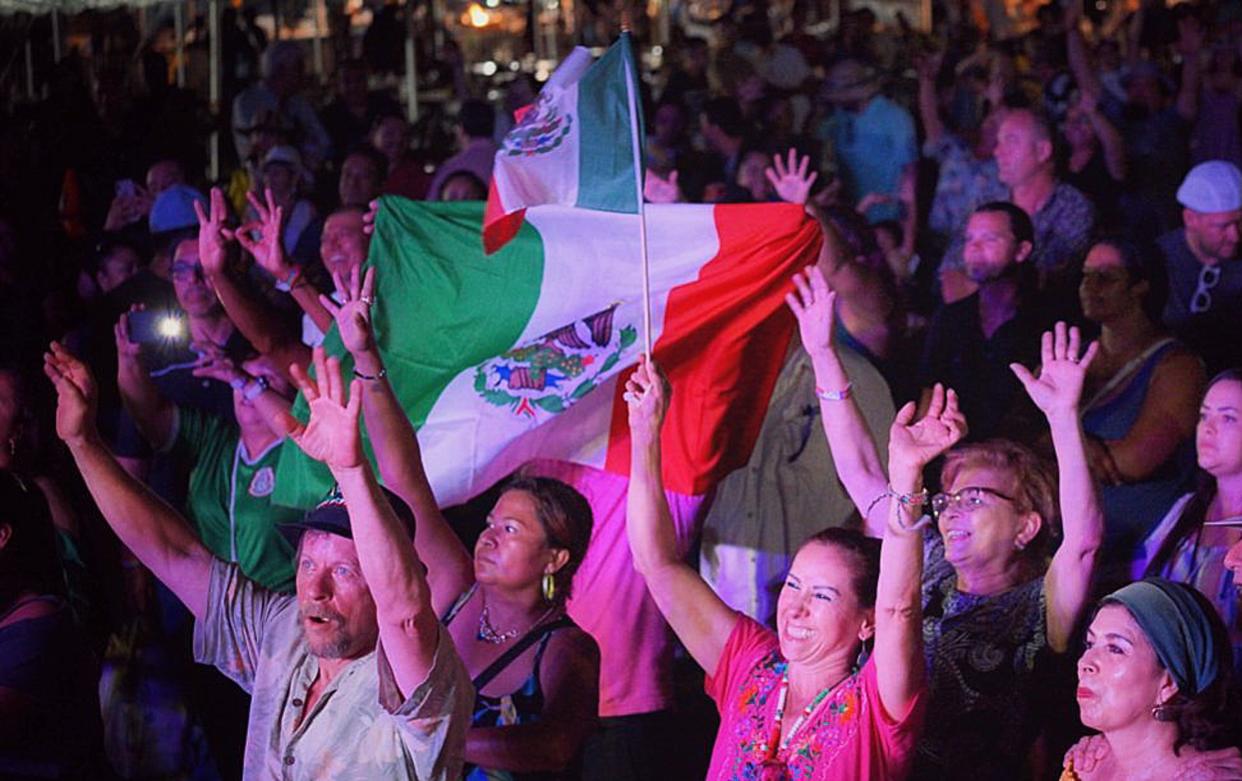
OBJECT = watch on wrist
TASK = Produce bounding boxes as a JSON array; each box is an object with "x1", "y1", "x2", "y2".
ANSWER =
[
  {"x1": 242, "y1": 375, "x2": 270, "y2": 401},
  {"x1": 274, "y1": 266, "x2": 302, "y2": 292}
]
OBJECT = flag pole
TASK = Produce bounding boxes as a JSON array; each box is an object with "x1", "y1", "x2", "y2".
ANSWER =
[{"x1": 619, "y1": 16, "x2": 653, "y2": 358}]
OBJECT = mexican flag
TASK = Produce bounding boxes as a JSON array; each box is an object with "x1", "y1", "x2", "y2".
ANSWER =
[
  {"x1": 273, "y1": 197, "x2": 821, "y2": 509},
  {"x1": 483, "y1": 33, "x2": 643, "y2": 255}
]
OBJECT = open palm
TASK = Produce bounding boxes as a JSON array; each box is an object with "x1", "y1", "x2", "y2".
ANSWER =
[
  {"x1": 43, "y1": 342, "x2": 98, "y2": 444},
  {"x1": 785, "y1": 264, "x2": 837, "y2": 359},
  {"x1": 765, "y1": 148, "x2": 818, "y2": 205},
  {"x1": 321, "y1": 266, "x2": 377, "y2": 356},
  {"x1": 1011, "y1": 322, "x2": 1097, "y2": 417},
  {"x1": 289, "y1": 347, "x2": 364, "y2": 470},
  {"x1": 889, "y1": 384, "x2": 967, "y2": 472}
]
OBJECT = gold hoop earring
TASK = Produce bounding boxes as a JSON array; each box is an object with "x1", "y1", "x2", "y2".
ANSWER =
[{"x1": 542, "y1": 573, "x2": 556, "y2": 602}]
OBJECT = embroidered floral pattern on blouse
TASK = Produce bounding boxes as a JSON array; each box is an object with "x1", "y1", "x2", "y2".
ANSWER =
[{"x1": 726, "y1": 652, "x2": 865, "y2": 780}]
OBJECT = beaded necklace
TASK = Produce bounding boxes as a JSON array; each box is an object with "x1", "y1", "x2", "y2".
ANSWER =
[{"x1": 765, "y1": 668, "x2": 842, "y2": 758}]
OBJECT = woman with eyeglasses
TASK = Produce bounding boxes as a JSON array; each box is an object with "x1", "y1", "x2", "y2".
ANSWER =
[
  {"x1": 788, "y1": 265, "x2": 1104, "y2": 780},
  {"x1": 1077, "y1": 236, "x2": 1205, "y2": 586},
  {"x1": 1135, "y1": 369, "x2": 1242, "y2": 675}
]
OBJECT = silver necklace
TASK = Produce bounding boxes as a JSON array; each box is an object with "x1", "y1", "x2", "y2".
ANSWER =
[{"x1": 476, "y1": 598, "x2": 558, "y2": 644}]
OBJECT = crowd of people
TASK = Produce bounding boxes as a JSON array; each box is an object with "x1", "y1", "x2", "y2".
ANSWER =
[{"x1": 3, "y1": 0, "x2": 1242, "y2": 779}]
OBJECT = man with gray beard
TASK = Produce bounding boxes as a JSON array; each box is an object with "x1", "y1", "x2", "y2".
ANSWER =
[{"x1": 45, "y1": 342, "x2": 473, "y2": 780}]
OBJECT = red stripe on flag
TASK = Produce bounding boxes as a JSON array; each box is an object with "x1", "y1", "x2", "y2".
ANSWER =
[
  {"x1": 483, "y1": 180, "x2": 526, "y2": 255},
  {"x1": 602, "y1": 203, "x2": 823, "y2": 495}
]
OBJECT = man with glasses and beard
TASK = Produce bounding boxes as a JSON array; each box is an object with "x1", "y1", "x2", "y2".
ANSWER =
[{"x1": 1157, "y1": 160, "x2": 1242, "y2": 373}]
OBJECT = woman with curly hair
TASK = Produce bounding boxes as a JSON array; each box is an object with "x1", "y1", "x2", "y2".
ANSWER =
[{"x1": 1061, "y1": 578, "x2": 1242, "y2": 780}]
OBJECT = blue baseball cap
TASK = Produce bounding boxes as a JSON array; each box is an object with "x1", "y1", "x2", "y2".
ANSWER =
[{"x1": 149, "y1": 184, "x2": 208, "y2": 234}]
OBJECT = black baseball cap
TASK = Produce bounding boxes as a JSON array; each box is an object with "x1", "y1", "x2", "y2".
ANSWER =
[{"x1": 279, "y1": 483, "x2": 416, "y2": 548}]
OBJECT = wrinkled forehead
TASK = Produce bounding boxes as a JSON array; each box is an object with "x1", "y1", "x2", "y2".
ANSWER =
[{"x1": 297, "y1": 528, "x2": 360, "y2": 563}]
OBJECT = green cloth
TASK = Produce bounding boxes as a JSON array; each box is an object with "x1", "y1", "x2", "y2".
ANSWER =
[
  {"x1": 167, "y1": 407, "x2": 299, "y2": 592},
  {"x1": 1105, "y1": 577, "x2": 1222, "y2": 696}
]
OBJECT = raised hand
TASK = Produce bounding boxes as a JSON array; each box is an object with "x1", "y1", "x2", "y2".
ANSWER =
[
  {"x1": 321, "y1": 266, "x2": 378, "y2": 357},
  {"x1": 1010, "y1": 322, "x2": 1098, "y2": 418},
  {"x1": 288, "y1": 346, "x2": 364, "y2": 470},
  {"x1": 194, "y1": 187, "x2": 233, "y2": 277},
  {"x1": 114, "y1": 307, "x2": 144, "y2": 368},
  {"x1": 43, "y1": 342, "x2": 99, "y2": 446},
  {"x1": 915, "y1": 49, "x2": 945, "y2": 82},
  {"x1": 644, "y1": 170, "x2": 681, "y2": 204},
  {"x1": 233, "y1": 188, "x2": 292, "y2": 278},
  {"x1": 765, "y1": 149, "x2": 818, "y2": 206},
  {"x1": 785, "y1": 265, "x2": 837, "y2": 360},
  {"x1": 363, "y1": 199, "x2": 380, "y2": 236},
  {"x1": 889, "y1": 384, "x2": 967, "y2": 475},
  {"x1": 191, "y1": 341, "x2": 248, "y2": 386},
  {"x1": 624, "y1": 354, "x2": 670, "y2": 446}
]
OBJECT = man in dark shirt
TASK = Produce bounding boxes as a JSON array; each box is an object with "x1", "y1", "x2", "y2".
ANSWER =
[
  {"x1": 920, "y1": 202, "x2": 1043, "y2": 441},
  {"x1": 1157, "y1": 160, "x2": 1242, "y2": 374}
]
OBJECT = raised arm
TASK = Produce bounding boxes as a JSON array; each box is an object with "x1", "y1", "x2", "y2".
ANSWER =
[
  {"x1": 787, "y1": 265, "x2": 889, "y2": 535},
  {"x1": 44, "y1": 342, "x2": 212, "y2": 619},
  {"x1": 625, "y1": 355, "x2": 737, "y2": 677},
  {"x1": 1174, "y1": 17, "x2": 1203, "y2": 123},
  {"x1": 115, "y1": 310, "x2": 175, "y2": 448},
  {"x1": 876, "y1": 384, "x2": 966, "y2": 718},
  {"x1": 288, "y1": 347, "x2": 439, "y2": 698},
  {"x1": 236, "y1": 188, "x2": 333, "y2": 337},
  {"x1": 1066, "y1": 2, "x2": 1105, "y2": 102},
  {"x1": 322, "y1": 265, "x2": 473, "y2": 615},
  {"x1": 916, "y1": 50, "x2": 948, "y2": 146},
  {"x1": 1079, "y1": 88, "x2": 1128, "y2": 182},
  {"x1": 197, "y1": 187, "x2": 310, "y2": 381},
  {"x1": 190, "y1": 344, "x2": 301, "y2": 438},
  {"x1": 1011, "y1": 323, "x2": 1103, "y2": 652}
]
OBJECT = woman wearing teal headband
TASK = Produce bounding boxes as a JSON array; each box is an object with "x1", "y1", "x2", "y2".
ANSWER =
[{"x1": 1061, "y1": 578, "x2": 1242, "y2": 780}]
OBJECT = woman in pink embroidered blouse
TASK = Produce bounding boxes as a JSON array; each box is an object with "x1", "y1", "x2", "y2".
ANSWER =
[{"x1": 624, "y1": 353, "x2": 966, "y2": 780}]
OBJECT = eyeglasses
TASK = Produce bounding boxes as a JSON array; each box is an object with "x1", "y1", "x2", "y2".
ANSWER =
[
  {"x1": 931, "y1": 486, "x2": 1017, "y2": 516},
  {"x1": 170, "y1": 261, "x2": 205, "y2": 282},
  {"x1": 1189, "y1": 264, "x2": 1221, "y2": 314}
]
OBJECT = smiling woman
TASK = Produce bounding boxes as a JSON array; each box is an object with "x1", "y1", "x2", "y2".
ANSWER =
[{"x1": 624, "y1": 354, "x2": 931, "y2": 780}]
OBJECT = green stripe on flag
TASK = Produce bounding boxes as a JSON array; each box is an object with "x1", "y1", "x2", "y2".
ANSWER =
[
  {"x1": 575, "y1": 33, "x2": 642, "y2": 214},
  {"x1": 273, "y1": 198, "x2": 545, "y2": 509}
]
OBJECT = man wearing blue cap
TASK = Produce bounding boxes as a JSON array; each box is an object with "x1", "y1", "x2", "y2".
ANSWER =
[
  {"x1": 44, "y1": 342, "x2": 473, "y2": 780},
  {"x1": 1157, "y1": 159, "x2": 1242, "y2": 373}
]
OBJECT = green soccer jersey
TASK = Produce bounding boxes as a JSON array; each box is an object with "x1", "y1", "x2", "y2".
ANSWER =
[{"x1": 166, "y1": 407, "x2": 299, "y2": 592}]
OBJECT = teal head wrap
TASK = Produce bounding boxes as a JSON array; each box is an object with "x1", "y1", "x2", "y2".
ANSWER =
[{"x1": 1103, "y1": 578, "x2": 1223, "y2": 697}]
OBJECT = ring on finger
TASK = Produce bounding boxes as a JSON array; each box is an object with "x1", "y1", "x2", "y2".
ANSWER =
[{"x1": 360, "y1": 296, "x2": 375, "y2": 306}]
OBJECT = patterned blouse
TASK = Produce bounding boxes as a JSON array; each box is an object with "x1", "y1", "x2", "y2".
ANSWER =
[
  {"x1": 912, "y1": 530, "x2": 1049, "y2": 781},
  {"x1": 704, "y1": 616, "x2": 923, "y2": 781}
]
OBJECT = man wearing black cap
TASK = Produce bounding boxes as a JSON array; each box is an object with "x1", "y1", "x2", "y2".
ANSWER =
[{"x1": 44, "y1": 342, "x2": 473, "y2": 780}]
